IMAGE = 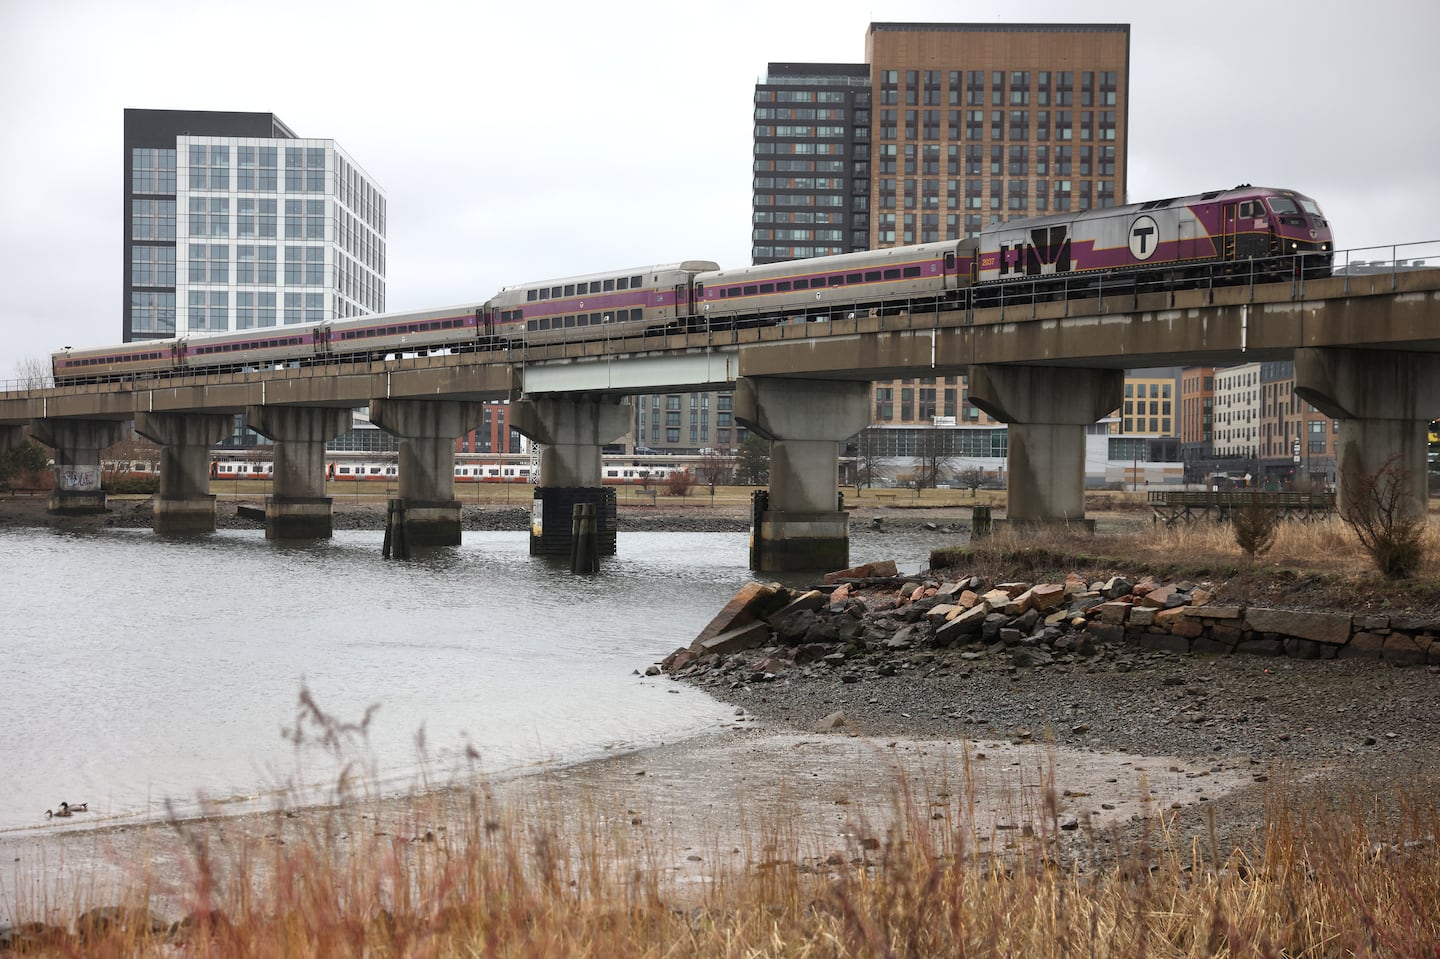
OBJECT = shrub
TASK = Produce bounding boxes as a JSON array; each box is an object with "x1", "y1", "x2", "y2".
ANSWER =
[
  {"x1": 1339, "y1": 454, "x2": 1427, "y2": 578},
  {"x1": 1232, "y1": 495, "x2": 1278, "y2": 560},
  {"x1": 663, "y1": 469, "x2": 695, "y2": 497}
]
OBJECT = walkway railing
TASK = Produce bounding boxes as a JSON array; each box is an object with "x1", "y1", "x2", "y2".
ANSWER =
[{"x1": 1147, "y1": 489, "x2": 1336, "y2": 526}]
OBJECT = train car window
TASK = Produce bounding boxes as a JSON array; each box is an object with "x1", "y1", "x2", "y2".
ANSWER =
[
  {"x1": 577, "y1": 315, "x2": 588, "y2": 327},
  {"x1": 539, "y1": 318, "x2": 551, "y2": 330},
  {"x1": 865, "y1": 271, "x2": 881, "y2": 282},
  {"x1": 885, "y1": 268, "x2": 901, "y2": 280},
  {"x1": 828, "y1": 275, "x2": 845, "y2": 287},
  {"x1": 527, "y1": 320, "x2": 538, "y2": 332},
  {"x1": 538, "y1": 288, "x2": 550, "y2": 300},
  {"x1": 744, "y1": 285, "x2": 758, "y2": 295},
  {"x1": 564, "y1": 315, "x2": 575, "y2": 328},
  {"x1": 793, "y1": 278, "x2": 809, "y2": 289},
  {"x1": 903, "y1": 266, "x2": 922, "y2": 277},
  {"x1": 564, "y1": 284, "x2": 575, "y2": 296},
  {"x1": 759, "y1": 283, "x2": 774, "y2": 294},
  {"x1": 617, "y1": 277, "x2": 629, "y2": 290},
  {"x1": 603, "y1": 279, "x2": 615, "y2": 291},
  {"x1": 630, "y1": 275, "x2": 641, "y2": 287},
  {"x1": 551, "y1": 286, "x2": 561, "y2": 297},
  {"x1": 527, "y1": 290, "x2": 538, "y2": 301},
  {"x1": 847, "y1": 273, "x2": 863, "y2": 284},
  {"x1": 776, "y1": 281, "x2": 791, "y2": 291}
]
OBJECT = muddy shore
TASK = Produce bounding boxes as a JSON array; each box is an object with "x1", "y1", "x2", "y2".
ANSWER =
[{"x1": 3, "y1": 493, "x2": 1437, "y2": 926}]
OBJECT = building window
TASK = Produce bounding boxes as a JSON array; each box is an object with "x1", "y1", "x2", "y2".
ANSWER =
[{"x1": 131, "y1": 148, "x2": 176, "y2": 195}]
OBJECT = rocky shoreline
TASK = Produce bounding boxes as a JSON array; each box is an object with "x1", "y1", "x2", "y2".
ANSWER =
[{"x1": 655, "y1": 561, "x2": 1440, "y2": 861}]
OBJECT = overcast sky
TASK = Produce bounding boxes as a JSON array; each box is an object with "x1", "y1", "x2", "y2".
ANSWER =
[{"x1": 2, "y1": 0, "x2": 1437, "y2": 380}]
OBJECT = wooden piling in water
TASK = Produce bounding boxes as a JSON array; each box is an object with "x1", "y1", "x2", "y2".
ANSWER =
[
  {"x1": 570, "y1": 502, "x2": 598, "y2": 574},
  {"x1": 383, "y1": 498, "x2": 410, "y2": 559}
]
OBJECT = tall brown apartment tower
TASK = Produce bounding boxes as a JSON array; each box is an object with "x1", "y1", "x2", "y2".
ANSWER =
[{"x1": 862, "y1": 22, "x2": 1130, "y2": 245}]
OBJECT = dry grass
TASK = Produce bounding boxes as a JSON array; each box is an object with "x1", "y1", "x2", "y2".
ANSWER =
[
  {"x1": 6, "y1": 766, "x2": 1440, "y2": 957},
  {"x1": 939, "y1": 514, "x2": 1440, "y2": 614}
]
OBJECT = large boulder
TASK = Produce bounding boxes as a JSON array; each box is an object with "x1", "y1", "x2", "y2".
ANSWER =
[{"x1": 690, "y1": 582, "x2": 789, "y2": 651}]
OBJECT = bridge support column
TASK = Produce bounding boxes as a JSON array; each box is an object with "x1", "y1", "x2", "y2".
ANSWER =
[
  {"x1": 509, "y1": 396, "x2": 630, "y2": 557},
  {"x1": 968, "y1": 365, "x2": 1123, "y2": 527},
  {"x1": 368, "y1": 398, "x2": 484, "y2": 547},
  {"x1": 134, "y1": 412, "x2": 234, "y2": 534},
  {"x1": 246, "y1": 406, "x2": 351, "y2": 539},
  {"x1": 30, "y1": 418, "x2": 127, "y2": 515},
  {"x1": 735, "y1": 377, "x2": 870, "y2": 572},
  {"x1": 1, "y1": 425, "x2": 20, "y2": 455},
  {"x1": 1294, "y1": 348, "x2": 1440, "y2": 521}
]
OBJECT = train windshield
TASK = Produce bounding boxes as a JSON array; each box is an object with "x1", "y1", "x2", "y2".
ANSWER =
[{"x1": 1267, "y1": 196, "x2": 1301, "y2": 215}]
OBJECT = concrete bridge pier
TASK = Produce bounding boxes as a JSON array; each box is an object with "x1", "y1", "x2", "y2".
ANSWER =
[
  {"x1": 509, "y1": 395, "x2": 631, "y2": 557},
  {"x1": 735, "y1": 377, "x2": 870, "y2": 572},
  {"x1": 29, "y1": 418, "x2": 127, "y2": 514},
  {"x1": 368, "y1": 398, "x2": 483, "y2": 547},
  {"x1": 967, "y1": 365, "x2": 1124, "y2": 527},
  {"x1": 1294, "y1": 348, "x2": 1440, "y2": 521},
  {"x1": 1, "y1": 425, "x2": 20, "y2": 454},
  {"x1": 133, "y1": 412, "x2": 234, "y2": 534},
  {"x1": 246, "y1": 405, "x2": 351, "y2": 538}
]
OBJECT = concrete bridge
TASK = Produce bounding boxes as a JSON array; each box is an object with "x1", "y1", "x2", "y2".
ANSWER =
[{"x1": 3, "y1": 268, "x2": 1439, "y2": 570}]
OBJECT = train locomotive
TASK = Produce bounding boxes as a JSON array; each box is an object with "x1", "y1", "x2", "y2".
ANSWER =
[{"x1": 53, "y1": 184, "x2": 1331, "y2": 385}]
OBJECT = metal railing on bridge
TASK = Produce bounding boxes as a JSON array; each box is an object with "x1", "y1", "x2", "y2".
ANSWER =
[
  {"x1": 1147, "y1": 489, "x2": 1336, "y2": 526},
  {"x1": 4, "y1": 239, "x2": 1439, "y2": 396}
]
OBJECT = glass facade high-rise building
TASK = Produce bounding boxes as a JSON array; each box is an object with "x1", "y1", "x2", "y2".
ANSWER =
[{"x1": 123, "y1": 109, "x2": 386, "y2": 343}]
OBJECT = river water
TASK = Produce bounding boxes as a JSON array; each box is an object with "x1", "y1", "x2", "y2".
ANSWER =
[{"x1": 0, "y1": 523, "x2": 955, "y2": 834}]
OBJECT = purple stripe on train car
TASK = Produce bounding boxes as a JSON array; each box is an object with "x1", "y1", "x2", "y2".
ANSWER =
[{"x1": 523, "y1": 291, "x2": 654, "y2": 318}]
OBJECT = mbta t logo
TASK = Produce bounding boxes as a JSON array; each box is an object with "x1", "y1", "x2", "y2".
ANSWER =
[{"x1": 998, "y1": 226, "x2": 1072, "y2": 277}]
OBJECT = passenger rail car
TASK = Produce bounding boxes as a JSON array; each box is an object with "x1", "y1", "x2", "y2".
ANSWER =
[
  {"x1": 54, "y1": 184, "x2": 1332, "y2": 386},
  {"x1": 486, "y1": 261, "x2": 719, "y2": 342},
  {"x1": 101, "y1": 457, "x2": 691, "y2": 485},
  {"x1": 696, "y1": 240, "x2": 977, "y2": 327}
]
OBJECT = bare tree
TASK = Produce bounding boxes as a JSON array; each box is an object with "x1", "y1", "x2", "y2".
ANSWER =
[
  {"x1": 1339, "y1": 454, "x2": 1427, "y2": 579},
  {"x1": 911, "y1": 429, "x2": 956, "y2": 490},
  {"x1": 954, "y1": 466, "x2": 986, "y2": 498},
  {"x1": 14, "y1": 356, "x2": 51, "y2": 389},
  {"x1": 852, "y1": 429, "x2": 891, "y2": 489},
  {"x1": 696, "y1": 450, "x2": 731, "y2": 485}
]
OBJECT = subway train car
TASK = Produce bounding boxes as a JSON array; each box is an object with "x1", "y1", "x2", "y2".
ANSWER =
[{"x1": 978, "y1": 185, "x2": 1332, "y2": 289}]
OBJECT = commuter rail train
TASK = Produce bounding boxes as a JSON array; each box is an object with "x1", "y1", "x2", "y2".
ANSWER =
[
  {"x1": 104, "y1": 455, "x2": 689, "y2": 486},
  {"x1": 55, "y1": 185, "x2": 1331, "y2": 385}
]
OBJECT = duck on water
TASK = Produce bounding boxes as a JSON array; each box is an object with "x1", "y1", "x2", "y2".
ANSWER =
[{"x1": 44, "y1": 801, "x2": 88, "y2": 819}]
